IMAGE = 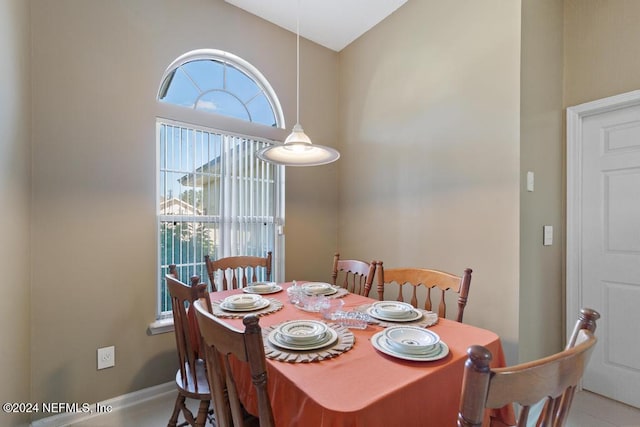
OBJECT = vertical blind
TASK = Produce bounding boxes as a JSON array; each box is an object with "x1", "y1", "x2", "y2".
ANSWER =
[{"x1": 157, "y1": 120, "x2": 277, "y2": 315}]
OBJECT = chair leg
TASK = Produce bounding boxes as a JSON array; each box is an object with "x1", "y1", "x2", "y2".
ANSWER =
[
  {"x1": 194, "y1": 400, "x2": 210, "y2": 427},
  {"x1": 168, "y1": 393, "x2": 184, "y2": 427}
]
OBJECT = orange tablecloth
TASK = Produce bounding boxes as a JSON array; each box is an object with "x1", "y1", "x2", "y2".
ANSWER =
[{"x1": 211, "y1": 284, "x2": 514, "y2": 427}]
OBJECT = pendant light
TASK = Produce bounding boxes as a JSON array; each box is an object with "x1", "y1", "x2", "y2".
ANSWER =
[{"x1": 257, "y1": 1, "x2": 340, "y2": 167}]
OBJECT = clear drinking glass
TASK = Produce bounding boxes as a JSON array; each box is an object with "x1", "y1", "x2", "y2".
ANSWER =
[
  {"x1": 286, "y1": 281, "x2": 302, "y2": 305},
  {"x1": 298, "y1": 293, "x2": 325, "y2": 311},
  {"x1": 319, "y1": 301, "x2": 369, "y2": 329},
  {"x1": 332, "y1": 311, "x2": 369, "y2": 330},
  {"x1": 319, "y1": 298, "x2": 345, "y2": 320}
]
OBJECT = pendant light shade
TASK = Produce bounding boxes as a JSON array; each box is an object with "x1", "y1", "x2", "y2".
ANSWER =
[
  {"x1": 257, "y1": 1, "x2": 339, "y2": 167},
  {"x1": 258, "y1": 124, "x2": 340, "y2": 166}
]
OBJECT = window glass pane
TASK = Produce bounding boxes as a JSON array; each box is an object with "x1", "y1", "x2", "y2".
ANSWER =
[
  {"x1": 226, "y1": 66, "x2": 261, "y2": 103},
  {"x1": 196, "y1": 91, "x2": 249, "y2": 121},
  {"x1": 157, "y1": 121, "x2": 277, "y2": 315},
  {"x1": 181, "y1": 60, "x2": 223, "y2": 92},
  {"x1": 160, "y1": 69, "x2": 198, "y2": 108},
  {"x1": 247, "y1": 94, "x2": 277, "y2": 127},
  {"x1": 160, "y1": 171, "x2": 191, "y2": 212}
]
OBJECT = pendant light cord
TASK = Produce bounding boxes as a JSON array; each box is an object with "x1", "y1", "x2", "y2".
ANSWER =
[{"x1": 296, "y1": 0, "x2": 300, "y2": 126}]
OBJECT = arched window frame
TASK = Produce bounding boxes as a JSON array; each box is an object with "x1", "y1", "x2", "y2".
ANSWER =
[{"x1": 157, "y1": 49, "x2": 285, "y2": 128}]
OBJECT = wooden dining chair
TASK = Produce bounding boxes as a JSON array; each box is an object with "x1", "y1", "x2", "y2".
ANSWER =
[
  {"x1": 331, "y1": 253, "x2": 377, "y2": 297},
  {"x1": 457, "y1": 308, "x2": 600, "y2": 427},
  {"x1": 204, "y1": 252, "x2": 272, "y2": 291},
  {"x1": 193, "y1": 300, "x2": 275, "y2": 427},
  {"x1": 166, "y1": 273, "x2": 214, "y2": 427},
  {"x1": 376, "y1": 262, "x2": 472, "y2": 322}
]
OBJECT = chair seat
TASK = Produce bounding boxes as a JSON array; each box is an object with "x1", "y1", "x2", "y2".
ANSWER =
[{"x1": 175, "y1": 358, "x2": 210, "y2": 399}]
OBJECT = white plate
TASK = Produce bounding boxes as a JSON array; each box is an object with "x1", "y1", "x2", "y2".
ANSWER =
[
  {"x1": 301, "y1": 282, "x2": 337, "y2": 296},
  {"x1": 366, "y1": 306, "x2": 423, "y2": 323},
  {"x1": 277, "y1": 331, "x2": 329, "y2": 346},
  {"x1": 371, "y1": 301, "x2": 415, "y2": 318},
  {"x1": 243, "y1": 284, "x2": 283, "y2": 295},
  {"x1": 383, "y1": 326, "x2": 440, "y2": 354},
  {"x1": 219, "y1": 298, "x2": 271, "y2": 312},
  {"x1": 277, "y1": 320, "x2": 328, "y2": 343},
  {"x1": 223, "y1": 294, "x2": 264, "y2": 308},
  {"x1": 268, "y1": 327, "x2": 338, "y2": 351},
  {"x1": 371, "y1": 331, "x2": 449, "y2": 361}
]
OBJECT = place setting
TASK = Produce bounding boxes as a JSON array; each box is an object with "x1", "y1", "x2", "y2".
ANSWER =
[
  {"x1": 371, "y1": 326, "x2": 449, "y2": 362},
  {"x1": 299, "y1": 281, "x2": 350, "y2": 299},
  {"x1": 263, "y1": 319, "x2": 355, "y2": 363},
  {"x1": 242, "y1": 281, "x2": 283, "y2": 295},
  {"x1": 300, "y1": 282, "x2": 339, "y2": 296},
  {"x1": 357, "y1": 301, "x2": 439, "y2": 328},
  {"x1": 211, "y1": 293, "x2": 283, "y2": 318}
]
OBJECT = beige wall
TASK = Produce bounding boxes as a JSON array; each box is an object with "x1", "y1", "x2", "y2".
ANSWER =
[
  {"x1": 30, "y1": 0, "x2": 337, "y2": 412},
  {"x1": 338, "y1": 0, "x2": 522, "y2": 361},
  {"x1": 519, "y1": 0, "x2": 565, "y2": 361},
  {"x1": 0, "y1": 0, "x2": 31, "y2": 425},
  {"x1": 516, "y1": 0, "x2": 640, "y2": 362},
  {"x1": 17, "y1": 0, "x2": 640, "y2": 418},
  {"x1": 564, "y1": 0, "x2": 640, "y2": 107},
  {"x1": 282, "y1": 39, "x2": 340, "y2": 283}
]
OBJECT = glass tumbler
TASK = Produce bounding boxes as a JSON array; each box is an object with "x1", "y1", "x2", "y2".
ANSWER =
[
  {"x1": 287, "y1": 283, "x2": 304, "y2": 306},
  {"x1": 331, "y1": 311, "x2": 369, "y2": 330},
  {"x1": 319, "y1": 298, "x2": 345, "y2": 320}
]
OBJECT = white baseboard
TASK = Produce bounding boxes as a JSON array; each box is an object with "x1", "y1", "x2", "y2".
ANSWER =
[{"x1": 30, "y1": 381, "x2": 174, "y2": 427}]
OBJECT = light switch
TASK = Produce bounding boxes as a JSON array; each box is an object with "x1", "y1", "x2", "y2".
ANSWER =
[
  {"x1": 543, "y1": 225, "x2": 553, "y2": 246},
  {"x1": 527, "y1": 171, "x2": 534, "y2": 192}
]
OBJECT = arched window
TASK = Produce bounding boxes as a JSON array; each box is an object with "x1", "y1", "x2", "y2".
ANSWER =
[
  {"x1": 154, "y1": 50, "x2": 285, "y2": 323},
  {"x1": 158, "y1": 49, "x2": 284, "y2": 127}
]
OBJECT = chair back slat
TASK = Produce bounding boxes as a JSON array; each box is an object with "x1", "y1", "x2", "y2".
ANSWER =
[
  {"x1": 165, "y1": 272, "x2": 213, "y2": 426},
  {"x1": 457, "y1": 308, "x2": 600, "y2": 427},
  {"x1": 194, "y1": 300, "x2": 275, "y2": 427},
  {"x1": 205, "y1": 252, "x2": 272, "y2": 291},
  {"x1": 377, "y1": 263, "x2": 473, "y2": 322},
  {"x1": 331, "y1": 253, "x2": 377, "y2": 297},
  {"x1": 167, "y1": 275, "x2": 208, "y2": 389}
]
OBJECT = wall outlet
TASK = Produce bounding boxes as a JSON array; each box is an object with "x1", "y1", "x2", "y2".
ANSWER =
[{"x1": 97, "y1": 346, "x2": 115, "y2": 370}]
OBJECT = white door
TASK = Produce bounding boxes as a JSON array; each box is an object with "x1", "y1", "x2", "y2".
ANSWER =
[{"x1": 567, "y1": 90, "x2": 640, "y2": 409}]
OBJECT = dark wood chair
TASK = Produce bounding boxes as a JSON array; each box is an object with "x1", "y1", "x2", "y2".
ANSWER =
[
  {"x1": 331, "y1": 252, "x2": 377, "y2": 297},
  {"x1": 204, "y1": 252, "x2": 272, "y2": 291},
  {"x1": 193, "y1": 300, "x2": 275, "y2": 427},
  {"x1": 457, "y1": 308, "x2": 600, "y2": 427},
  {"x1": 166, "y1": 273, "x2": 214, "y2": 427},
  {"x1": 376, "y1": 262, "x2": 472, "y2": 322}
]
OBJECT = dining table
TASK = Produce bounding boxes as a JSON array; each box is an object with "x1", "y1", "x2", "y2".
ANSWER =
[{"x1": 208, "y1": 282, "x2": 515, "y2": 427}]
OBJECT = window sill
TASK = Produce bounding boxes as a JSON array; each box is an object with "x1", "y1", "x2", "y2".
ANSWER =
[{"x1": 148, "y1": 317, "x2": 174, "y2": 335}]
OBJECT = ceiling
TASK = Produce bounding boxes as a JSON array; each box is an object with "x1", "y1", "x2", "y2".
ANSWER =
[{"x1": 224, "y1": 0, "x2": 408, "y2": 52}]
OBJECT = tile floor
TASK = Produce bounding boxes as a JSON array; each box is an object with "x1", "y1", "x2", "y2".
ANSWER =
[
  {"x1": 64, "y1": 390, "x2": 640, "y2": 426},
  {"x1": 565, "y1": 391, "x2": 640, "y2": 427}
]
